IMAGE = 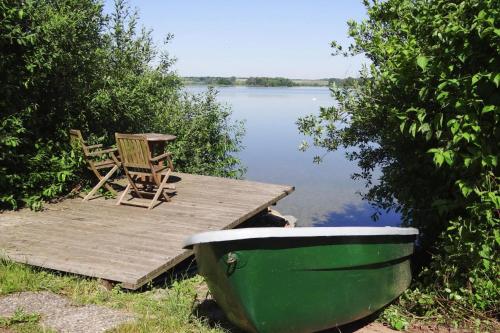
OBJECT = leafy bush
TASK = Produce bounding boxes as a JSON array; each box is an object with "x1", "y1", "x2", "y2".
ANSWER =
[
  {"x1": 0, "y1": 0, "x2": 244, "y2": 210},
  {"x1": 298, "y1": 0, "x2": 499, "y2": 324}
]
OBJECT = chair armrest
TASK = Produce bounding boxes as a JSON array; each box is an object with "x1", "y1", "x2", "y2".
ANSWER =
[
  {"x1": 150, "y1": 152, "x2": 172, "y2": 162},
  {"x1": 85, "y1": 144, "x2": 103, "y2": 150},
  {"x1": 87, "y1": 147, "x2": 118, "y2": 157}
]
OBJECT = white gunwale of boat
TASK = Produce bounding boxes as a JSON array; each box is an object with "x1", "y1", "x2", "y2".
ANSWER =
[{"x1": 183, "y1": 227, "x2": 419, "y2": 249}]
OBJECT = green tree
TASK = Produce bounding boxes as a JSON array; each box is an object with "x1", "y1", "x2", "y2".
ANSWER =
[
  {"x1": 298, "y1": 0, "x2": 499, "y2": 322},
  {"x1": 1, "y1": 0, "x2": 107, "y2": 209},
  {"x1": 0, "y1": 0, "x2": 244, "y2": 210}
]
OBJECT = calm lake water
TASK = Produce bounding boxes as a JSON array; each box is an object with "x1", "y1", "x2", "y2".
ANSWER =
[{"x1": 186, "y1": 86, "x2": 400, "y2": 227}]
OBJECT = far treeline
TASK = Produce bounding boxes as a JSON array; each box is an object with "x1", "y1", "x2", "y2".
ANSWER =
[{"x1": 182, "y1": 76, "x2": 357, "y2": 87}]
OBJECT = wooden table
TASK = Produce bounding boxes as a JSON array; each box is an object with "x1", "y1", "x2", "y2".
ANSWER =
[
  {"x1": 136, "y1": 133, "x2": 176, "y2": 157},
  {"x1": 140, "y1": 133, "x2": 177, "y2": 143}
]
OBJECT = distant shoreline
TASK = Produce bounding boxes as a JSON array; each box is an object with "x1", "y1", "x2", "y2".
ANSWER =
[{"x1": 182, "y1": 76, "x2": 357, "y2": 87}]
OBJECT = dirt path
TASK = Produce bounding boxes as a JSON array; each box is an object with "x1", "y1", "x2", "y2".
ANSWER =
[{"x1": 0, "y1": 292, "x2": 133, "y2": 333}]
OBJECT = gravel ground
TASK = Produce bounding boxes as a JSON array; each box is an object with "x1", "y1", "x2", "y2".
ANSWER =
[{"x1": 0, "y1": 292, "x2": 134, "y2": 333}]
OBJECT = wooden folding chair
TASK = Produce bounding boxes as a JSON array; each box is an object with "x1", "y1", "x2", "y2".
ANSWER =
[
  {"x1": 69, "y1": 129, "x2": 121, "y2": 201},
  {"x1": 115, "y1": 133, "x2": 175, "y2": 209}
]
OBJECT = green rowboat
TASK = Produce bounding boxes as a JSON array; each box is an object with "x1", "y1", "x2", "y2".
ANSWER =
[{"x1": 184, "y1": 227, "x2": 418, "y2": 333}]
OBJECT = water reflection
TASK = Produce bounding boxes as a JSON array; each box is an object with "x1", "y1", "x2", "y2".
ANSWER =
[
  {"x1": 313, "y1": 202, "x2": 402, "y2": 227},
  {"x1": 185, "y1": 86, "x2": 397, "y2": 227}
]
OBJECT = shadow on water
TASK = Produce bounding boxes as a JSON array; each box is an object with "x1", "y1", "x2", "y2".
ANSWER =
[{"x1": 313, "y1": 202, "x2": 402, "y2": 227}]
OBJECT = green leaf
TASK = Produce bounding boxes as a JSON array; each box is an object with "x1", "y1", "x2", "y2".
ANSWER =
[
  {"x1": 471, "y1": 74, "x2": 481, "y2": 85},
  {"x1": 416, "y1": 56, "x2": 428, "y2": 70},
  {"x1": 435, "y1": 155, "x2": 444, "y2": 166},
  {"x1": 399, "y1": 121, "x2": 406, "y2": 133},
  {"x1": 419, "y1": 87, "x2": 428, "y2": 99},
  {"x1": 417, "y1": 111, "x2": 426, "y2": 122},
  {"x1": 457, "y1": 181, "x2": 472, "y2": 198},
  {"x1": 443, "y1": 151, "x2": 454, "y2": 166},
  {"x1": 488, "y1": 192, "x2": 500, "y2": 208},
  {"x1": 482, "y1": 105, "x2": 496, "y2": 113},
  {"x1": 494, "y1": 229, "x2": 500, "y2": 246},
  {"x1": 481, "y1": 155, "x2": 498, "y2": 167},
  {"x1": 425, "y1": 130, "x2": 432, "y2": 141},
  {"x1": 489, "y1": 155, "x2": 497, "y2": 167},
  {"x1": 437, "y1": 91, "x2": 449, "y2": 102},
  {"x1": 494, "y1": 73, "x2": 500, "y2": 88},
  {"x1": 419, "y1": 123, "x2": 430, "y2": 133},
  {"x1": 409, "y1": 123, "x2": 417, "y2": 137},
  {"x1": 431, "y1": 150, "x2": 445, "y2": 167}
]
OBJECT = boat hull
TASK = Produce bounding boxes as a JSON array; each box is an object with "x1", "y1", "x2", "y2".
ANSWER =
[{"x1": 189, "y1": 229, "x2": 417, "y2": 333}]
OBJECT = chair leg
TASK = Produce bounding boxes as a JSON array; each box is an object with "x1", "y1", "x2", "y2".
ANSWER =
[
  {"x1": 117, "y1": 184, "x2": 131, "y2": 205},
  {"x1": 149, "y1": 172, "x2": 170, "y2": 209},
  {"x1": 89, "y1": 165, "x2": 116, "y2": 195},
  {"x1": 160, "y1": 170, "x2": 172, "y2": 201},
  {"x1": 83, "y1": 165, "x2": 119, "y2": 202},
  {"x1": 103, "y1": 182, "x2": 117, "y2": 195},
  {"x1": 167, "y1": 156, "x2": 174, "y2": 172},
  {"x1": 126, "y1": 174, "x2": 144, "y2": 198}
]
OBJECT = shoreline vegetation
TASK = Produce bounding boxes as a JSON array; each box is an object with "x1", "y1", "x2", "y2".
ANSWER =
[
  {"x1": 0, "y1": 0, "x2": 245, "y2": 211},
  {"x1": 182, "y1": 76, "x2": 357, "y2": 87},
  {"x1": 298, "y1": 0, "x2": 499, "y2": 331},
  {"x1": 1, "y1": 0, "x2": 498, "y2": 332}
]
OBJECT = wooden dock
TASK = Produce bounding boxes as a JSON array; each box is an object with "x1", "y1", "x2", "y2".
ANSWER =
[{"x1": 0, "y1": 173, "x2": 294, "y2": 289}]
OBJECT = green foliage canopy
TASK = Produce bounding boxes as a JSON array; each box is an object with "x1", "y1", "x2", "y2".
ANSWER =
[
  {"x1": 0, "y1": 0, "x2": 244, "y2": 210},
  {"x1": 298, "y1": 0, "x2": 499, "y2": 318}
]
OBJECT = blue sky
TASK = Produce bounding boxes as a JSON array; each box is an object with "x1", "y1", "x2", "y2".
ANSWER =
[{"x1": 103, "y1": 1, "x2": 367, "y2": 79}]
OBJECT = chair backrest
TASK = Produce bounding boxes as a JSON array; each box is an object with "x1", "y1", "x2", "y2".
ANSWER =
[
  {"x1": 115, "y1": 133, "x2": 151, "y2": 169},
  {"x1": 69, "y1": 129, "x2": 90, "y2": 155}
]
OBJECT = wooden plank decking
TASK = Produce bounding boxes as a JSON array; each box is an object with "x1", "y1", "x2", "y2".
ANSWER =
[{"x1": 0, "y1": 173, "x2": 294, "y2": 289}]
